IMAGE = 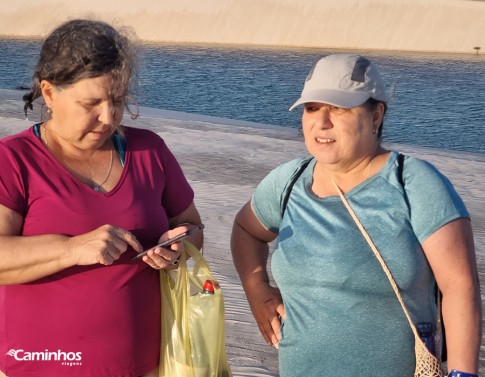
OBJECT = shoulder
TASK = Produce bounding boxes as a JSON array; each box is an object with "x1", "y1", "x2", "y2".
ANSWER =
[
  {"x1": 400, "y1": 154, "x2": 455, "y2": 190},
  {"x1": 397, "y1": 152, "x2": 468, "y2": 241},
  {"x1": 381, "y1": 151, "x2": 463, "y2": 206},
  {"x1": 254, "y1": 156, "x2": 313, "y2": 197},
  {"x1": 123, "y1": 126, "x2": 165, "y2": 145},
  {"x1": 0, "y1": 127, "x2": 35, "y2": 148},
  {"x1": 122, "y1": 126, "x2": 176, "y2": 157},
  {"x1": 401, "y1": 154, "x2": 442, "y2": 174},
  {"x1": 252, "y1": 156, "x2": 313, "y2": 231},
  {"x1": 265, "y1": 156, "x2": 314, "y2": 183},
  {"x1": 0, "y1": 127, "x2": 40, "y2": 163}
]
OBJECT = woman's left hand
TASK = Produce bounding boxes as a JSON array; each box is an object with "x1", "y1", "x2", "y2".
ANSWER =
[
  {"x1": 142, "y1": 202, "x2": 203, "y2": 270},
  {"x1": 141, "y1": 226, "x2": 190, "y2": 270}
]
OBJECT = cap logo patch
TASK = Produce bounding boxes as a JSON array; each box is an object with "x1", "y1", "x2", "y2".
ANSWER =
[{"x1": 351, "y1": 57, "x2": 370, "y2": 83}]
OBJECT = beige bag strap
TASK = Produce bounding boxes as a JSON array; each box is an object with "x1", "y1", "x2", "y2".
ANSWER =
[{"x1": 331, "y1": 180, "x2": 422, "y2": 339}]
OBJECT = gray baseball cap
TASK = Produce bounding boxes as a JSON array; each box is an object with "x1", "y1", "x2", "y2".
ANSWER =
[{"x1": 289, "y1": 54, "x2": 386, "y2": 110}]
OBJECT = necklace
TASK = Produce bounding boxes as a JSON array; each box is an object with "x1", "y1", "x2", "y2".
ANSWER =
[
  {"x1": 42, "y1": 124, "x2": 114, "y2": 192},
  {"x1": 92, "y1": 146, "x2": 114, "y2": 192}
]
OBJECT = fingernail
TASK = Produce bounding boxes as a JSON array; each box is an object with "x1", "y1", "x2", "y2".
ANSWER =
[{"x1": 273, "y1": 343, "x2": 279, "y2": 350}]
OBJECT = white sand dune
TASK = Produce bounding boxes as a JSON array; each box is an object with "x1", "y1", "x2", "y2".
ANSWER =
[
  {"x1": 0, "y1": 90, "x2": 484, "y2": 375},
  {"x1": 1, "y1": 0, "x2": 484, "y2": 54}
]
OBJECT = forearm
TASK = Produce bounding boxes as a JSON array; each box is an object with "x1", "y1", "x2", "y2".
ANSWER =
[
  {"x1": 0, "y1": 234, "x2": 74, "y2": 285},
  {"x1": 231, "y1": 218, "x2": 285, "y2": 347},
  {"x1": 441, "y1": 283, "x2": 481, "y2": 373},
  {"x1": 422, "y1": 218, "x2": 481, "y2": 373}
]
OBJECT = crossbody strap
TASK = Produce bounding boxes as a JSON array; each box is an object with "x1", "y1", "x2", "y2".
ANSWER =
[
  {"x1": 332, "y1": 169, "x2": 443, "y2": 374},
  {"x1": 280, "y1": 156, "x2": 314, "y2": 217},
  {"x1": 331, "y1": 179, "x2": 421, "y2": 339}
]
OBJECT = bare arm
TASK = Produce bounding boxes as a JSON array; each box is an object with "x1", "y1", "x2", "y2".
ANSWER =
[
  {"x1": 231, "y1": 200, "x2": 284, "y2": 348},
  {"x1": 0, "y1": 204, "x2": 143, "y2": 285},
  {"x1": 423, "y1": 218, "x2": 481, "y2": 374}
]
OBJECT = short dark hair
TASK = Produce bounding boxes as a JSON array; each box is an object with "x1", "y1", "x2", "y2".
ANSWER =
[{"x1": 23, "y1": 19, "x2": 138, "y2": 118}]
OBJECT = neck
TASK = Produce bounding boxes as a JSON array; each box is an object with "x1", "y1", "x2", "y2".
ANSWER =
[
  {"x1": 314, "y1": 148, "x2": 385, "y2": 196},
  {"x1": 42, "y1": 122, "x2": 112, "y2": 158},
  {"x1": 41, "y1": 123, "x2": 116, "y2": 192}
]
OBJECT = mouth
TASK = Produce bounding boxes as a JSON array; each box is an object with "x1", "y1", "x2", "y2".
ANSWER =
[
  {"x1": 316, "y1": 137, "x2": 335, "y2": 144},
  {"x1": 91, "y1": 128, "x2": 111, "y2": 135},
  {"x1": 89, "y1": 130, "x2": 111, "y2": 141}
]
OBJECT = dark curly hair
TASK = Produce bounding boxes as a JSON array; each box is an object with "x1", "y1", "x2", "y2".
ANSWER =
[{"x1": 23, "y1": 19, "x2": 139, "y2": 119}]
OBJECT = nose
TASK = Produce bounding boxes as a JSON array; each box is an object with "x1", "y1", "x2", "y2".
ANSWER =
[
  {"x1": 313, "y1": 107, "x2": 333, "y2": 129},
  {"x1": 98, "y1": 101, "x2": 116, "y2": 125}
]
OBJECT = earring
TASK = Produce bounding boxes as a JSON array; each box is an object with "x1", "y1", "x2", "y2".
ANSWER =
[{"x1": 372, "y1": 128, "x2": 377, "y2": 134}]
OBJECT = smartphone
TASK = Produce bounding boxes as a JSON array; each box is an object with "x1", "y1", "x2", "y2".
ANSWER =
[{"x1": 131, "y1": 223, "x2": 204, "y2": 260}]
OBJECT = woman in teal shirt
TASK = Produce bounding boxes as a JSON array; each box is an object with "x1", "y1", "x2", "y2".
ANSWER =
[{"x1": 231, "y1": 54, "x2": 480, "y2": 376}]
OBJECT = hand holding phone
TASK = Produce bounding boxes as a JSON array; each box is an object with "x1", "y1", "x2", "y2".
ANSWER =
[{"x1": 131, "y1": 224, "x2": 204, "y2": 260}]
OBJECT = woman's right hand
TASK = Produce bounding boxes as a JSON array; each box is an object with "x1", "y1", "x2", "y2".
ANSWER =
[
  {"x1": 245, "y1": 281, "x2": 286, "y2": 349},
  {"x1": 66, "y1": 224, "x2": 143, "y2": 266},
  {"x1": 0, "y1": 205, "x2": 144, "y2": 284},
  {"x1": 231, "y1": 201, "x2": 282, "y2": 348}
]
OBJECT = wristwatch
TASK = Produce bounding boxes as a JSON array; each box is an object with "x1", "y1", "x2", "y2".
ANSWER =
[{"x1": 448, "y1": 369, "x2": 479, "y2": 377}]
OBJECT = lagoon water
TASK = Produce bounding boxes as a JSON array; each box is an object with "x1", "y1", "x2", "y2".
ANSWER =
[{"x1": 1, "y1": 39, "x2": 484, "y2": 154}]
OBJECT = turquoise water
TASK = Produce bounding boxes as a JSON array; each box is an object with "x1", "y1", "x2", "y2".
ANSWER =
[{"x1": 0, "y1": 39, "x2": 484, "y2": 153}]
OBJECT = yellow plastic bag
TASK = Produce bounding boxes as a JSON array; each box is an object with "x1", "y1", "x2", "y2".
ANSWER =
[{"x1": 159, "y1": 240, "x2": 233, "y2": 377}]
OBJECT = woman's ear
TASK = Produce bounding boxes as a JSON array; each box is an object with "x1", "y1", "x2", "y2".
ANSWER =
[
  {"x1": 373, "y1": 102, "x2": 385, "y2": 130},
  {"x1": 40, "y1": 80, "x2": 55, "y2": 109}
]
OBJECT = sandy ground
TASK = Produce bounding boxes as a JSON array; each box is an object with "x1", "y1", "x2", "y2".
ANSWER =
[
  {"x1": 0, "y1": 89, "x2": 484, "y2": 375},
  {"x1": 0, "y1": 0, "x2": 484, "y2": 54}
]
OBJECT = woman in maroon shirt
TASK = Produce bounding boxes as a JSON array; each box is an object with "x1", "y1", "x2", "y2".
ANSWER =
[{"x1": 0, "y1": 19, "x2": 203, "y2": 377}]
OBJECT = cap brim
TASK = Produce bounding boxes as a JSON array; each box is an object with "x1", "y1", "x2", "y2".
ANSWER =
[{"x1": 289, "y1": 90, "x2": 370, "y2": 111}]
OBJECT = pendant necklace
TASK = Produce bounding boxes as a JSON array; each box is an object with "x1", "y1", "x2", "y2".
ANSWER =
[{"x1": 42, "y1": 124, "x2": 114, "y2": 192}]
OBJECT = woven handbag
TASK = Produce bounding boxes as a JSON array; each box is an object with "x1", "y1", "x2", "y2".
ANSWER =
[{"x1": 332, "y1": 180, "x2": 443, "y2": 377}]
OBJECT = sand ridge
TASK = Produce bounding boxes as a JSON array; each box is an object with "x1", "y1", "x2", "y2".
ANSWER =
[{"x1": 0, "y1": 0, "x2": 484, "y2": 54}]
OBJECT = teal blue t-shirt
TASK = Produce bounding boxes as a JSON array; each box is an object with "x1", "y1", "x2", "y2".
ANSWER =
[{"x1": 252, "y1": 151, "x2": 468, "y2": 377}]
